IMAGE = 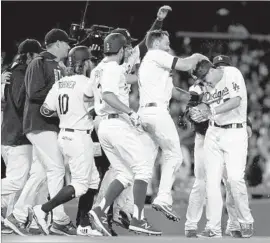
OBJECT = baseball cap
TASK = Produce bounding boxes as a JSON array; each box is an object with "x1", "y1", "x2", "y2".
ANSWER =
[
  {"x1": 45, "y1": 28, "x2": 72, "y2": 45},
  {"x1": 104, "y1": 33, "x2": 128, "y2": 54},
  {"x1": 213, "y1": 55, "x2": 232, "y2": 66},
  {"x1": 192, "y1": 60, "x2": 215, "y2": 80},
  {"x1": 111, "y1": 28, "x2": 138, "y2": 45},
  {"x1": 18, "y1": 39, "x2": 44, "y2": 54}
]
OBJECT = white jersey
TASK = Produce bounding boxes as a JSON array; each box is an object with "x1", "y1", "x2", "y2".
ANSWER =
[
  {"x1": 203, "y1": 66, "x2": 247, "y2": 125},
  {"x1": 138, "y1": 49, "x2": 176, "y2": 107},
  {"x1": 85, "y1": 60, "x2": 129, "y2": 116},
  {"x1": 44, "y1": 74, "x2": 94, "y2": 130}
]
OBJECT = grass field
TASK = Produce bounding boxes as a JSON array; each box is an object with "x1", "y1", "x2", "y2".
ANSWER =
[{"x1": 2, "y1": 198, "x2": 270, "y2": 242}]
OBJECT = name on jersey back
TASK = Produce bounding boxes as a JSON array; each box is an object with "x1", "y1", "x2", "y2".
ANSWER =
[{"x1": 58, "y1": 81, "x2": 76, "y2": 89}]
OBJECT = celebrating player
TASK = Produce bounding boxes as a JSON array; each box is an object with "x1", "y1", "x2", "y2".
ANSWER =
[
  {"x1": 190, "y1": 59, "x2": 254, "y2": 238},
  {"x1": 31, "y1": 46, "x2": 101, "y2": 236},
  {"x1": 87, "y1": 33, "x2": 162, "y2": 236},
  {"x1": 137, "y1": 29, "x2": 209, "y2": 222}
]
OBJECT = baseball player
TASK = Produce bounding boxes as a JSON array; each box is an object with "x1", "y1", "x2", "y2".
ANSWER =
[
  {"x1": 93, "y1": 5, "x2": 173, "y2": 231},
  {"x1": 31, "y1": 45, "x2": 101, "y2": 236},
  {"x1": 4, "y1": 29, "x2": 74, "y2": 236},
  {"x1": 137, "y1": 29, "x2": 209, "y2": 222},
  {"x1": 184, "y1": 55, "x2": 253, "y2": 238},
  {"x1": 1, "y1": 39, "x2": 43, "y2": 234},
  {"x1": 88, "y1": 33, "x2": 162, "y2": 236},
  {"x1": 190, "y1": 59, "x2": 254, "y2": 238}
]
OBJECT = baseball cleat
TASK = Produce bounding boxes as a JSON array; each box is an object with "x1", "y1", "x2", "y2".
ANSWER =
[
  {"x1": 240, "y1": 223, "x2": 253, "y2": 238},
  {"x1": 1, "y1": 222, "x2": 13, "y2": 234},
  {"x1": 198, "y1": 229, "x2": 222, "y2": 238},
  {"x1": 89, "y1": 207, "x2": 112, "y2": 236},
  {"x1": 113, "y1": 210, "x2": 132, "y2": 229},
  {"x1": 28, "y1": 226, "x2": 43, "y2": 235},
  {"x1": 50, "y1": 221, "x2": 77, "y2": 236},
  {"x1": 185, "y1": 229, "x2": 198, "y2": 238},
  {"x1": 4, "y1": 213, "x2": 28, "y2": 236},
  {"x1": 129, "y1": 217, "x2": 162, "y2": 235},
  {"x1": 152, "y1": 203, "x2": 180, "y2": 222},
  {"x1": 77, "y1": 225, "x2": 102, "y2": 236},
  {"x1": 31, "y1": 205, "x2": 49, "y2": 235}
]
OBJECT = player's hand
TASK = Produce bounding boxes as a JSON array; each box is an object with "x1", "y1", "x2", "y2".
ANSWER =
[
  {"x1": 1, "y1": 71, "x2": 11, "y2": 84},
  {"x1": 189, "y1": 107, "x2": 209, "y2": 123},
  {"x1": 157, "y1": 5, "x2": 172, "y2": 21},
  {"x1": 89, "y1": 44, "x2": 101, "y2": 52},
  {"x1": 129, "y1": 111, "x2": 142, "y2": 128}
]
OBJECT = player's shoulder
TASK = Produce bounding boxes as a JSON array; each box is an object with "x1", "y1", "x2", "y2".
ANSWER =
[
  {"x1": 147, "y1": 49, "x2": 168, "y2": 57},
  {"x1": 224, "y1": 66, "x2": 242, "y2": 76}
]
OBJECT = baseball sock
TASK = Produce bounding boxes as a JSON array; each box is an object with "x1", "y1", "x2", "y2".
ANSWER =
[
  {"x1": 99, "y1": 179, "x2": 124, "y2": 213},
  {"x1": 133, "y1": 180, "x2": 148, "y2": 220},
  {"x1": 41, "y1": 185, "x2": 75, "y2": 213},
  {"x1": 76, "y1": 188, "x2": 98, "y2": 227}
]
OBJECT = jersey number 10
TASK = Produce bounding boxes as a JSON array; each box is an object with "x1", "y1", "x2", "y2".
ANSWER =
[{"x1": 58, "y1": 94, "x2": 69, "y2": 115}]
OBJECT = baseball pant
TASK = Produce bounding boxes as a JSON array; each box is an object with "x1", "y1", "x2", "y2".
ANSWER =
[
  {"x1": 58, "y1": 129, "x2": 100, "y2": 198},
  {"x1": 138, "y1": 106, "x2": 183, "y2": 206},
  {"x1": 204, "y1": 125, "x2": 253, "y2": 233},
  {"x1": 1, "y1": 145, "x2": 32, "y2": 217},
  {"x1": 98, "y1": 117, "x2": 153, "y2": 189},
  {"x1": 26, "y1": 131, "x2": 70, "y2": 225},
  {"x1": 185, "y1": 133, "x2": 241, "y2": 231},
  {"x1": 13, "y1": 148, "x2": 48, "y2": 223}
]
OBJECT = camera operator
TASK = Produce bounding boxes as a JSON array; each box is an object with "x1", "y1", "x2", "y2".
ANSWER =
[{"x1": 1, "y1": 39, "x2": 43, "y2": 230}]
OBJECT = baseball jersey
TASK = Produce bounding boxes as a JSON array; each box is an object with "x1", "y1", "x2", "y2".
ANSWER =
[
  {"x1": 44, "y1": 74, "x2": 94, "y2": 130},
  {"x1": 85, "y1": 60, "x2": 129, "y2": 116},
  {"x1": 203, "y1": 66, "x2": 247, "y2": 125},
  {"x1": 138, "y1": 49, "x2": 176, "y2": 107}
]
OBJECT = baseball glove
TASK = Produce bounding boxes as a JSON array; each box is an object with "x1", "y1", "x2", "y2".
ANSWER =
[{"x1": 189, "y1": 103, "x2": 212, "y2": 123}]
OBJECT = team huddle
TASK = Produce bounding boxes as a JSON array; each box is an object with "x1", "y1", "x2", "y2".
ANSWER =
[{"x1": 1, "y1": 5, "x2": 254, "y2": 238}]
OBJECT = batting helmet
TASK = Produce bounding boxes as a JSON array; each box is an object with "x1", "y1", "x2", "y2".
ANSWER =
[
  {"x1": 213, "y1": 55, "x2": 232, "y2": 67},
  {"x1": 68, "y1": 45, "x2": 90, "y2": 65},
  {"x1": 103, "y1": 33, "x2": 127, "y2": 54},
  {"x1": 111, "y1": 28, "x2": 137, "y2": 45},
  {"x1": 192, "y1": 60, "x2": 215, "y2": 80}
]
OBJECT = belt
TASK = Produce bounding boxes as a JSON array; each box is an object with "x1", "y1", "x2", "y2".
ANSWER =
[
  {"x1": 145, "y1": 102, "x2": 157, "y2": 108},
  {"x1": 107, "y1": 114, "x2": 119, "y2": 119},
  {"x1": 209, "y1": 121, "x2": 243, "y2": 129},
  {"x1": 144, "y1": 102, "x2": 170, "y2": 111},
  {"x1": 62, "y1": 128, "x2": 91, "y2": 134}
]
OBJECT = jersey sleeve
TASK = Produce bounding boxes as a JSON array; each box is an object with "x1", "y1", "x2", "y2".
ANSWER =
[
  {"x1": 84, "y1": 76, "x2": 94, "y2": 98},
  {"x1": 152, "y1": 50, "x2": 177, "y2": 70},
  {"x1": 101, "y1": 65, "x2": 121, "y2": 95},
  {"x1": 226, "y1": 68, "x2": 245, "y2": 99},
  {"x1": 43, "y1": 83, "x2": 58, "y2": 111}
]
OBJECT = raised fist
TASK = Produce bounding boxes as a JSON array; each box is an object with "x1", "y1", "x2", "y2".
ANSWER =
[{"x1": 157, "y1": 5, "x2": 172, "y2": 21}]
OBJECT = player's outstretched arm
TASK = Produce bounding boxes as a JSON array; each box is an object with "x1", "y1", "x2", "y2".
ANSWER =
[
  {"x1": 175, "y1": 53, "x2": 209, "y2": 72},
  {"x1": 138, "y1": 5, "x2": 172, "y2": 58}
]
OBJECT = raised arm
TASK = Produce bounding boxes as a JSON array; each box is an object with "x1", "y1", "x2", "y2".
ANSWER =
[{"x1": 138, "y1": 5, "x2": 172, "y2": 58}]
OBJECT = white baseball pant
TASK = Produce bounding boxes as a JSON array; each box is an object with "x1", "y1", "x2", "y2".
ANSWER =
[
  {"x1": 1, "y1": 145, "x2": 32, "y2": 217},
  {"x1": 58, "y1": 129, "x2": 100, "y2": 198},
  {"x1": 98, "y1": 117, "x2": 153, "y2": 190},
  {"x1": 204, "y1": 125, "x2": 253, "y2": 233},
  {"x1": 138, "y1": 106, "x2": 183, "y2": 206},
  {"x1": 26, "y1": 131, "x2": 70, "y2": 225},
  {"x1": 12, "y1": 148, "x2": 48, "y2": 223},
  {"x1": 185, "y1": 133, "x2": 241, "y2": 231}
]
